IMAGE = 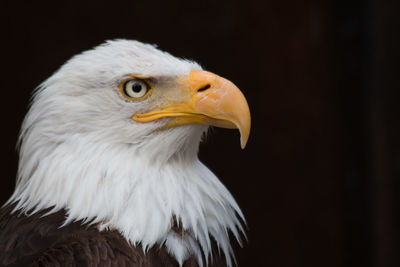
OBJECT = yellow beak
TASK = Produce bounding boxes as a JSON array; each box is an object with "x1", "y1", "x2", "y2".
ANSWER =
[{"x1": 133, "y1": 70, "x2": 251, "y2": 148}]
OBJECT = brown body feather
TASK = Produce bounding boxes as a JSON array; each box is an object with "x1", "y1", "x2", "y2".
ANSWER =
[{"x1": 0, "y1": 204, "x2": 225, "y2": 267}]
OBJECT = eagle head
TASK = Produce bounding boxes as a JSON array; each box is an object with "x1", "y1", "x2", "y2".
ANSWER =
[{"x1": 10, "y1": 40, "x2": 251, "y2": 266}]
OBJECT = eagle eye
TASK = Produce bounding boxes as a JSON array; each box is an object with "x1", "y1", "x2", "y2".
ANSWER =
[{"x1": 120, "y1": 79, "x2": 152, "y2": 100}]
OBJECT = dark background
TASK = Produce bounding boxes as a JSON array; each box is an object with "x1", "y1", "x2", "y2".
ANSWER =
[{"x1": 1, "y1": 1, "x2": 399, "y2": 266}]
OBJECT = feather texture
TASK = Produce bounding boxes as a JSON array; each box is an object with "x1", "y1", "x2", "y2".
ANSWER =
[
  {"x1": 0, "y1": 203, "x2": 227, "y2": 266},
  {"x1": 4, "y1": 40, "x2": 245, "y2": 266}
]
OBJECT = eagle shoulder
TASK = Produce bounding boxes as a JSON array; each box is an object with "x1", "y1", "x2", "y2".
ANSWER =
[{"x1": 0, "y1": 204, "x2": 223, "y2": 267}]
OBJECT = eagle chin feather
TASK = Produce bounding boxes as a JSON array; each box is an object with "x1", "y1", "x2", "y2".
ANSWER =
[{"x1": 1, "y1": 39, "x2": 247, "y2": 267}]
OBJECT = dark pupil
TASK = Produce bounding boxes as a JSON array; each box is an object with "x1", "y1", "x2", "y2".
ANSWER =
[{"x1": 132, "y1": 82, "x2": 142, "y2": 93}]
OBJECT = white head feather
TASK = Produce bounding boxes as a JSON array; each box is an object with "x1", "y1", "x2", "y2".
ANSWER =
[{"x1": 7, "y1": 40, "x2": 245, "y2": 266}]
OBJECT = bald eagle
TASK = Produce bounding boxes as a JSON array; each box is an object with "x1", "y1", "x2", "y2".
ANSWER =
[{"x1": 0, "y1": 40, "x2": 250, "y2": 267}]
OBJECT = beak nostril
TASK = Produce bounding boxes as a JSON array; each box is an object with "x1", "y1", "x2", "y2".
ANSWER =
[{"x1": 197, "y1": 84, "x2": 211, "y2": 92}]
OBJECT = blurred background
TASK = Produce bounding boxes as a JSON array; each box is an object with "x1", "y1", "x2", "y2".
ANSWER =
[{"x1": 1, "y1": 0, "x2": 399, "y2": 266}]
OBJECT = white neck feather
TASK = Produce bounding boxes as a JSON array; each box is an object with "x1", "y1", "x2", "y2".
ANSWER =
[{"x1": 8, "y1": 124, "x2": 245, "y2": 267}]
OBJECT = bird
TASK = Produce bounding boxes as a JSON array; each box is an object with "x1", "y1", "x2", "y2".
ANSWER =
[{"x1": 0, "y1": 40, "x2": 251, "y2": 267}]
